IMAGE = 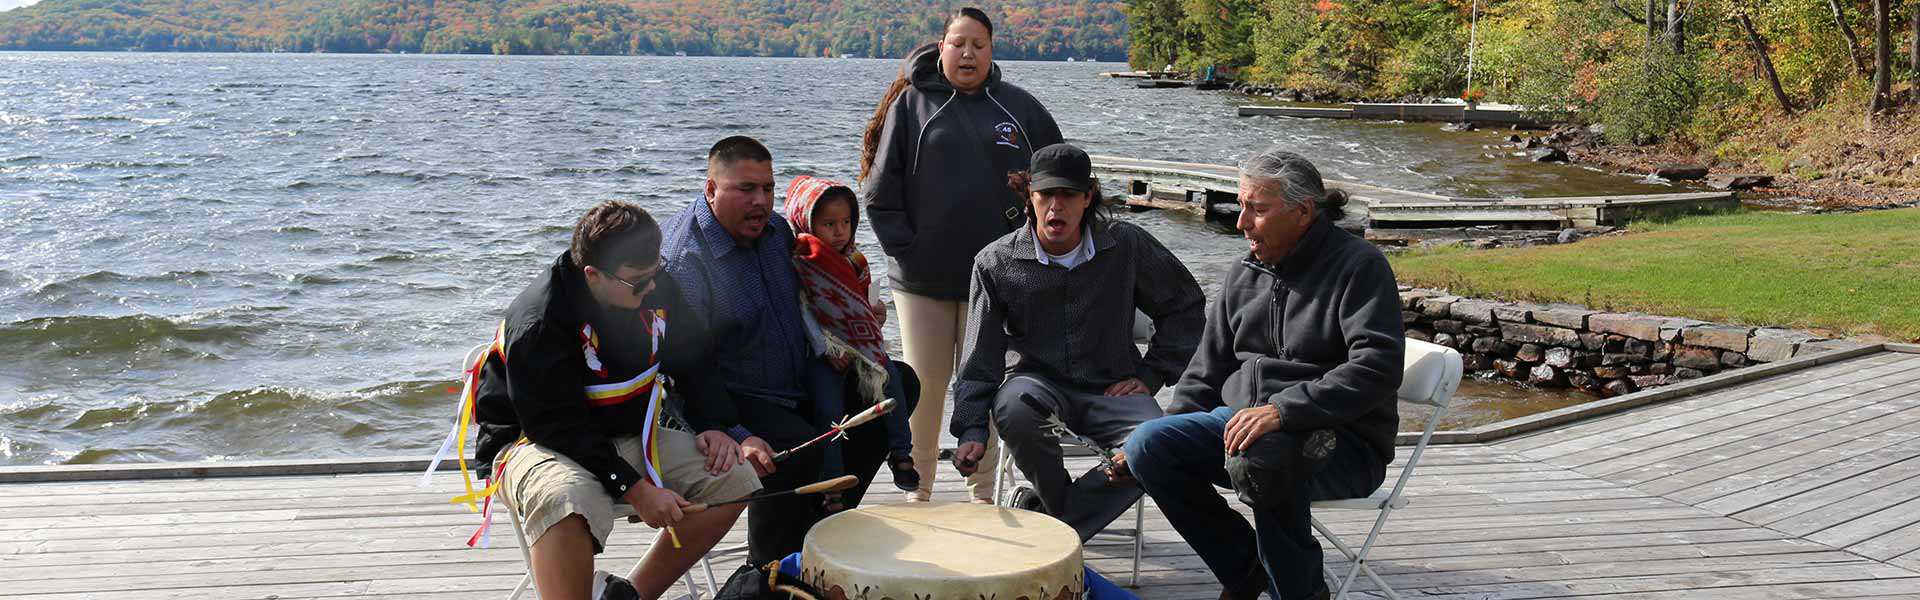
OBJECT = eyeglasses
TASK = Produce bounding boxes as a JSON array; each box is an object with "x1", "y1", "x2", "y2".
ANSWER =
[{"x1": 589, "y1": 265, "x2": 659, "y2": 296}]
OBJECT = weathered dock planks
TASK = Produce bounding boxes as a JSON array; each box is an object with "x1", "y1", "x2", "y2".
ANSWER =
[{"x1": 3, "y1": 346, "x2": 1917, "y2": 599}]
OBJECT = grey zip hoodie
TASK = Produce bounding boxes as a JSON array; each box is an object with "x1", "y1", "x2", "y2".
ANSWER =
[
  {"x1": 1170, "y1": 216, "x2": 1406, "y2": 464},
  {"x1": 860, "y1": 43, "x2": 1065, "y2": 301}
]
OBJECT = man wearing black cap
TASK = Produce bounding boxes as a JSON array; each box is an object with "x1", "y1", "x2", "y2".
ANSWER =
[{"x1": 948, "y1": 142, "x2": 1206, "y2": 541}]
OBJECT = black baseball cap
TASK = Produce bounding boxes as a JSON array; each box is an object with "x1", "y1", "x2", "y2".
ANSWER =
[{"x1": 1029, "y1": 143, "x2": 1093, "y2": 192}]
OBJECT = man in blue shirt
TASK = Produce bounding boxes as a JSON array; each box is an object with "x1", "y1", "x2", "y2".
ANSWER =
[{"x1": 661, "y1": 136, "x2": 881, "y2": 565}]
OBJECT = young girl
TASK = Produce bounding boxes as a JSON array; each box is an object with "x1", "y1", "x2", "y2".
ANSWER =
[{"x1": 784, "y1": 175, "x2": 920, "y2": 502}]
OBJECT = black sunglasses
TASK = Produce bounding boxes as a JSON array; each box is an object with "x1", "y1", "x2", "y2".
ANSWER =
[{"x1": 590, "y1": 265, "x2": 659, "y2": 296}]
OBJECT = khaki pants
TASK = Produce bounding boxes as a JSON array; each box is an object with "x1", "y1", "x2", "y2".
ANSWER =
[
  {"x1": 893, "y1": 289, "x2": 997, "y2": 501},
  {"x1": 497, "y1": 429, "x2": 760, "y2": 552}
]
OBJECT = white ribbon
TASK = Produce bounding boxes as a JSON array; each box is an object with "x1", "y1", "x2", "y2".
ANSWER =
[{"x1": 419, "y1": 342, "x2": 493, "y2": 488}]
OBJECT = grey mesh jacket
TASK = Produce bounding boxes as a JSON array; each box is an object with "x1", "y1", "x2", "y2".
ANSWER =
[
  {"x1": 1170, "y1": 215, "x2": 1405, "y2": 464},
  {"x1": 949, "y1": 219, "x2": 1206, "y2": 445}
]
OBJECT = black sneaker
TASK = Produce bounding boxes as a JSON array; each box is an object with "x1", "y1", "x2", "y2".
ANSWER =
[
  {"x1": 592, "y1": 569, "x2": 640, "y2": 600},
  {"x1": 1008, "y1": 484, "x2": 1043, "y2": 512},
  {"x1": 888, "y1": 450, "x2": 921, "y2": 492},
  {"x1": 1219, "y1": 563, "x2": 1269, "y2": 600}
]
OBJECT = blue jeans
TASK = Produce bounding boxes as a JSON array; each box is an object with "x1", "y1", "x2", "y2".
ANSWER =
[
  {"x1": 807, "y1": 358, "x2": 917, "y2": 478},
  {"x1": 1123, "y1": 407, "x2": 1385, "y2": 600}
]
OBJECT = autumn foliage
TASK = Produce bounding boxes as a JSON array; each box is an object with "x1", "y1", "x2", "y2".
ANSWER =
[{"x1": 0, "y1": 0, "x2": 1129, "y2": 61}]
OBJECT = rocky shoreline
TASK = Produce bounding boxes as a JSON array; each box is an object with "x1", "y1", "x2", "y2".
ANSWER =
[
  {"x1": 1400, "y1": 288, "x2": 1862, "y2": 398},
  {"x1": 1570, "y1": 140, "x2": 1920, "y2": 212}
]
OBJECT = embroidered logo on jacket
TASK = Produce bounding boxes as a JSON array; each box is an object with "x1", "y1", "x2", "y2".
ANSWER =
[{"x1": 994, "y1": 122, "x2": 1021, "y2": 149}]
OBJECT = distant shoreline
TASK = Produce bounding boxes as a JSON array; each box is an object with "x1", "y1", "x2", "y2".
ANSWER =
[{"x1": 0, "y1": 49, "x2": 1106, "y2": 64}]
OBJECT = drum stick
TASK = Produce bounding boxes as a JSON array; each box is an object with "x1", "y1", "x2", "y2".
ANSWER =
[
  {"x1": 681, "y1": 475, "x2": 859, "y2": 514},
  {"x1": 1018, "y1": 394, "x2": 1117, "y2": 469},
  {"x1": 772, "y1": 398, "x2": 896, "y2": 463}
]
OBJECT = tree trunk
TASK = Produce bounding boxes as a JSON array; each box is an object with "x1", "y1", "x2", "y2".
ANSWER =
[
  {"x1": 1736, "y1": 10, "x2": 1796, "y2": 114},
  {"x1": 1667, "y1": 1, "x2": 1685, "y2": 54},
  {"x1": 1911, "y1": 0, "x2": 1918, "y2": 83},
  {"x1": 1647, "y1": 0, "x2": 1661, "y2": 43},
  {"x1": 1830, "y1": 0, "x2": 1869, "y2": 73},
  {"x1": 1872, "y1": 0, "x2": 1894, "y2": 113}
]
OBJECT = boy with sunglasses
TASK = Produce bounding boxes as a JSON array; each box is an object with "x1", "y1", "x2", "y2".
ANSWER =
[{"x1": 471, "y1": 201, "x2": 759, "y2": 600}]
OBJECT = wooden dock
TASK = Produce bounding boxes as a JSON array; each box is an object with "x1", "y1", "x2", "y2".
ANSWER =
[
  {"x1": 1091, "y1": 155, "x2": 1739, "y2": 229},
  {"x1": 4, "y1": 344, "x2": 1919, "y2": 599},
  {"x1": 1102, "y1": 70, "x2": 1187, "y2": 80},
  {"x1": 1239, "y1": 103, "x2": 1561, "y2": 128}
]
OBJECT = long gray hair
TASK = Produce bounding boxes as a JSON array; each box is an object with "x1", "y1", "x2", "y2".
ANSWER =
[{"x1": 1238, "y1": 148, "x2": 1349, "y2": 222}]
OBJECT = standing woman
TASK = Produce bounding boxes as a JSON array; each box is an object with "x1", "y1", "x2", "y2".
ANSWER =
[{"x1": 859, "y1": 6, "x2": 1064, "y2": 503}]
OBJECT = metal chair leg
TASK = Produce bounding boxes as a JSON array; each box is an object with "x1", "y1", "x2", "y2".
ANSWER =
[
  {"x1": 992, "y1": 442, "x2": 1012, "y2": 505},
  {"x1": 1129, "y1": 499, "x2": 1144, "y2": 587},
  {"x1": 507, "y1": 498, "x2": 534, "y2": 600},
  {"x1": 680, "y1": 571, "x2": 702, "y2": 600},
  {"x1": 1312, "y1": 515, "x2": 1399, "y2": 600},
  {"x1": 507, "y1": 574, "x2": 532, "y2": 600}
]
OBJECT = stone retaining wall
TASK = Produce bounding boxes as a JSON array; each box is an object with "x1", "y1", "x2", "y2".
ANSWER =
[{"x1": 1400, "y1": 288, "x2": 1855, "y2": 396}]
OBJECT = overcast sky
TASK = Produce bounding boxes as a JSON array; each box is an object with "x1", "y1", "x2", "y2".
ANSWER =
[{"x1": 0, "y1": 0, "x2": 43, "y2": 12}]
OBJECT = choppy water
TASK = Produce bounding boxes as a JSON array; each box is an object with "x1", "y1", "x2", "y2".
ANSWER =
[{"x1": 0, "y1": 53, "x2": 1674, "y2": 465}]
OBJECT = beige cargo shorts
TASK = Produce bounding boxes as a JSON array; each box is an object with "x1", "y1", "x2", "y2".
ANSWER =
[{"x1": 496, "y1": 429, "x2": 760, "y2": 552}]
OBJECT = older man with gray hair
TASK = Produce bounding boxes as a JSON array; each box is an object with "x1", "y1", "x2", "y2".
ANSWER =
[{"x1": 1121, "y1": 148, "x2": 1405, "y2": 600}]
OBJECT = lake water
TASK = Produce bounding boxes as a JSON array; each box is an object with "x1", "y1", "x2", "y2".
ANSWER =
[{"x1": 0, "y1": 53, "x2": 1673, "y2": 465}]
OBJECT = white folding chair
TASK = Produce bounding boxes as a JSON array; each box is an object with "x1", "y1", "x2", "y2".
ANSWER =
[
  {"x1": 503, "y1": 496, "x2": 746, "y2": 600},
  {"x1": 1309, "y1": 338, "x2": 1463, "y2": 600},
  {"x1": 991, "y1": 442, "x2": 1147, "y2": 587}
]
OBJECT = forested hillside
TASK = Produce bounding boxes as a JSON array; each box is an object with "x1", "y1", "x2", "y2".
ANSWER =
[
  {"x1": 0, "y1": 0, "x2": 1127, "y2": 60},
  {"x1": 1130, "y1": 1, "x2": 1920, "y2": 192}
]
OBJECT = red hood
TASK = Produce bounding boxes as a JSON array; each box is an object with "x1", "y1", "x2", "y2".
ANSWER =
[{"x1": 782, "y1": 175, "x2": 857, "y2": 246}]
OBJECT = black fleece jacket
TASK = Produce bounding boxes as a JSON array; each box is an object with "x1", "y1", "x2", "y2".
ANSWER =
[{"x1": 1169, "y1": 216, "x2": 1406, "y2": 464}]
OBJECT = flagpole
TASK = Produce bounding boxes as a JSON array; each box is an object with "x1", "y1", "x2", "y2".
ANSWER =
[{"x1": 1465, "y1": 0, "x2": 1481, "y2": 100}]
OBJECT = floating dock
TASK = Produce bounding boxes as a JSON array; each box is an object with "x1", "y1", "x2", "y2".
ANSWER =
[
  {"x1": 4, "y1": 344, "x2": 1917, "y2": 598},
  {"x1": 1091, "y1": 156, "x2": 1739, "y2": 229},
  {"x1": 1102, "y1": 70, "x2": 1187, "y2": 80}
]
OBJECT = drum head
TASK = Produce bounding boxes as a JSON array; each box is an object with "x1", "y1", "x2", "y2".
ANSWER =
[{"x1": 802, "y1": 502, "x2": 1084, "y2": 600}]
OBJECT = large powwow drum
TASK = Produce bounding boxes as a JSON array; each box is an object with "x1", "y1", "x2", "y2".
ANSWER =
[{"x1": 801, "y1": 502, "x2": 1085, "y2": 600}]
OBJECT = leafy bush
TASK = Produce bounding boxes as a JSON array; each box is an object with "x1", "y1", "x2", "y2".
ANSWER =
[
  {"x1": 1590, "y1": 49, "x2": 1703, "y2": 144},
  {"x1": 1382, "y1": 25, "x2": 1465, "y2": 98}
]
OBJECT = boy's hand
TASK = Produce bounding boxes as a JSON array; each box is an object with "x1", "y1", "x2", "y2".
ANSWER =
[
  {"x1": 828, "y1": 351, "x2": 853, "y2": 373},
  {"x1": 872, "y1": 300, "x2": 888, "y2": 324},
  {"x1": 695, "y1": 430, "x2": 743, "y2": 475},
  {"x1": 623, "y1": 482, "x2": 689, "y2": 529},
  {"x1": 1104, "y1": 449, "x2": 1136, "y2": 487},
  {"x1": 741, "y1": 436, "x2": 777, "y2": 477},
  {"x1": 951, "y1": 441, "x2": 986, "y2": 476}
]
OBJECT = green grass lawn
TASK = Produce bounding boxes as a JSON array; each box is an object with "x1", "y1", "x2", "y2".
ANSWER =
[{"x1": 1389, "y1": 207, "x2": 1920, "y2": 341}]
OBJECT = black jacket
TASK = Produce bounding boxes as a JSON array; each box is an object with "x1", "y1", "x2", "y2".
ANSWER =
[
  {"x1": 860, "y1": 43, "x2": 1065, "y2": 300},
  {"x1": 472, "y1": 252, "x2": 735, "y2": 499},
  {"x1": 1170, "y1": 216, "x2": 1406, "y2": 464},
  {"x1": 949, "y1": 220, "x2": 1206, "y2": 445}
]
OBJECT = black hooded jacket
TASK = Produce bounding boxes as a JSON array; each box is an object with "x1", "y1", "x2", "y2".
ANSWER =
[
  {"x1": 471, "y1": 252, "x2": 736, "y2": 499},
  {"x1": 859, "y1": 43, "x2": 1065, "y2": 301}
]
